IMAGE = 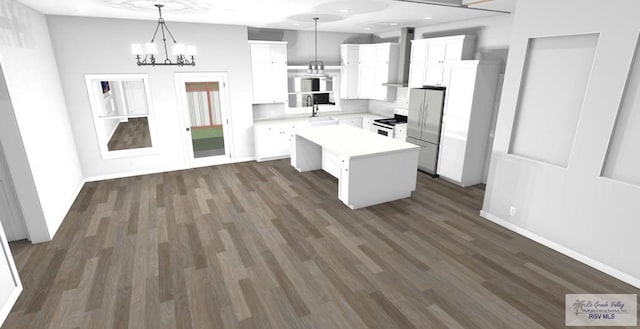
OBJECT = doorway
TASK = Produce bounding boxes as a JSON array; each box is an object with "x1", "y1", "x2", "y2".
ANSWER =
[
  {"x1": 174, "y1": 73, "x2": 233, "y2": 167},
  {"x1": 0, "y1": 131, "x2": 28, "y2": 243}
]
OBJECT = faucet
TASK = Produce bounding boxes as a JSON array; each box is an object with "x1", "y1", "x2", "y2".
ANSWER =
[{"x1": 308, "y1": 95, "x2": 319, "y2": 117}]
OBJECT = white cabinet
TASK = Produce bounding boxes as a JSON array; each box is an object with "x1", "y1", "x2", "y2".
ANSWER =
[
  {"x1": 408, "y1": 35, "x2": 476, "y2": 88},
  {"x1": 338, "y1": 117, "x2": 363, "y2": 128},
  {"x1": 394, "y1": 124, "x2": 407, "y2": 141},
  {"x1": 340, "y1": 45, "x2": 360, "y2": 99},
  {"x1": 249, "y1": 41, "x2": 288, "y2": 104},
  {"x1": 254, "y1": 115, "x2": 383, "y2": 161},
  {"x1": 434, "y1": 61, "x2": 500, "y2": 187},
  {"x1": 340, "y1": 43, "x2": 399, "y2": 101},
  {"x1": 363, "y1": 118, "x2": 374, "y2": 132}
]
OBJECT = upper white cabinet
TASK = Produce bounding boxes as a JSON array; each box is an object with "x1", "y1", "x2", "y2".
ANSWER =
[
  {"x1": 408, "y1": 35, "x2": 476, "y2": 88},
  {"x1": 340, "y1": 43, "x2": 399, "y2": 101},
  {"x1": 249, "y1": 41, "x2": 288, "y2": 104},
  {"x1": 340, "y1": 45, "x2": 360, "y2": 100}
]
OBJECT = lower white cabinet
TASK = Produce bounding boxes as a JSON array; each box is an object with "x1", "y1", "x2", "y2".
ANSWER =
[
  {"x1": 254, "y1": 123, "x2": 300, "y2": 161},
  {"x1": 338, "y1": 117, "x2": 363, "y2": 128},
  {"x1": 254, "y1": 115, "x2": 382, "y2": 161},
  {"x1": 394, "y1": 124, "x2": 407, "y2": 141}
]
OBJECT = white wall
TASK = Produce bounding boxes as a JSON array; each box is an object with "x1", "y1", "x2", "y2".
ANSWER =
[
  {"x1": 248, "y1": 28, "x2": 372, "y2": 65},
  {"x1": 47, "y1": 16, "x2": 254, "y2": 179},
  {"x1": 0, "y1": 0, "x2": 84, "y2": 242},
  {"x1": 483, "y1": 0, "x2": 640, "y2": 287}
]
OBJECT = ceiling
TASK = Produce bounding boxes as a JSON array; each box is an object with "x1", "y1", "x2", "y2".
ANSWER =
[{"x1": 17, "y1": 0, "x2": 517, "y2": 33}]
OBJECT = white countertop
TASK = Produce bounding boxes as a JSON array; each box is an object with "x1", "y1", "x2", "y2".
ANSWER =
[
  {"x1": 254, "y1": 112, "x2": 386, "y2": 125},
  {"x1": 296, "y1": 125, "x2": 418, "y2": 158}
]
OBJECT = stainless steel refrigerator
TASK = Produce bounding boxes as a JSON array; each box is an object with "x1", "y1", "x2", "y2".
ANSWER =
[{"x1": 406, "y1": 86, "x2": 446, "y2": 176}]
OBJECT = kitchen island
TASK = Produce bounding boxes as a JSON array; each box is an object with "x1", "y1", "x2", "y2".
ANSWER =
[{"x1": 291, "y1": 125, "x2": 419, "y2": 209}]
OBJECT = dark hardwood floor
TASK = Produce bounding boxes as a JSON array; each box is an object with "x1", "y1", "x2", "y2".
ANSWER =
[
  {"x1": 107, "y1": 117, "x2": 151, "y2": 151},
  {"x1": 4, "y1": 159, "x2": 639, "y2": 329}
]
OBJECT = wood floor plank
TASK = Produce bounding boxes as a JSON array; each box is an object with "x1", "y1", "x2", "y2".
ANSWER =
[{"x1": 5, "y1": 159, "x2": 638, "y2": 329}]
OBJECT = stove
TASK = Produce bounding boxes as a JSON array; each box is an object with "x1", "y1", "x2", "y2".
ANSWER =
[{"x1": 373, "y1": 109, "x2": 408, "y2": 138}]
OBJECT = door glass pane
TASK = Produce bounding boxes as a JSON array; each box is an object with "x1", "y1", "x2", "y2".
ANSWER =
[{"x1": 185, "y1": 82, "x2": 225, "y2": 158}]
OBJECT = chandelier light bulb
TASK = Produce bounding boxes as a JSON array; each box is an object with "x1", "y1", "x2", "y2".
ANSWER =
[
  {"x1": 173, "y1": 43, "x2": 186, "y2": 56},
  {"x1": 145, "y1": 42, "x2": 158, "y2": 55},
  {"x1": 186, "y1": 45, "x2": 197, "y2": 56},
  {"x1": 131, "y1": 43, "x2": 143, "y2": 55}
]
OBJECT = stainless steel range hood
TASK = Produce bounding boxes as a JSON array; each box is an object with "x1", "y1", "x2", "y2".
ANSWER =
[{"x1": 383, "y1": 27, "x2": 415, "y2": 88}]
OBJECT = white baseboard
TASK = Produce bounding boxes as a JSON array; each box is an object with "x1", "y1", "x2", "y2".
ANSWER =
[
  {"x1": 85, "y1": 156, "x2": 257, "y2": 183},
  {"x1": 85, "y1": 165, "x2": 187, "y2": 182},
  {"x1": 479, "y1": 210, "x2": 640, "y2": 289}
]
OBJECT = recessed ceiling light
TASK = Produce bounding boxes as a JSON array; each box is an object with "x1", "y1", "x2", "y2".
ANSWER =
[
  {"x1": 293, "y1": 23, "x2": 300, "y2": 26},
  {"x1": 340, "y1": 9, "x2": 350, "y2": 13},
  {"x1": 390, "y1": 22, "x2": 398, "y2": 26},
  {"x1": 424, "y1": 16, "x2": 433, "y2": 20},
  {"x1": 364, "y1": 27, "x2": 372, "y2": 30}
]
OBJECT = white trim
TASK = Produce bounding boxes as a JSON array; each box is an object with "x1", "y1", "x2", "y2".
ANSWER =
[
  {"x1": 84, "y1": 74, "x2": 160, "y2": 160},
  {"x1": 479, "y1": 210, "x2": 640, "y2": 289},
  {"x1": 173, "y1": 72, "x2": 235, "y2": 168},
  {"x1": 85, "y1": 157, "x2": 256, "y2": 183},
  {"x1": 248, "y1": 40, "x2": 288, "y2": 45},
  {"x1": 0, "y1": 286, "x2": 21, "y2": 327},
  {"x1": 0, "y1": 211, "x2": 23, "y2": 326}
]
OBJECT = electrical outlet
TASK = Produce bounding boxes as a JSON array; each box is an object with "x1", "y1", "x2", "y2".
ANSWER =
[{"x1": 509, "y1": 206, "x2": 517, "y2": 217}]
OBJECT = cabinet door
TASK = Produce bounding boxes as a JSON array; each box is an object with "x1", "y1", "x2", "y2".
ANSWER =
[
  {"x1": 426, "y1": 41, "x2": 446, "y2": 62},
  {"x1": 394, "y1": 125, "x2": 407, "y2": 141},
  {"x1": 444, "y1": 40, "x2": 464, "y2": 61},
  {"x1": 443, "y1": 64, "x2": 476, "y2": 121},
  {"x1": 424, "y1": 63, "x2": 444, "y2": 86},
  {"x1": 270, "y1": 45, "x2": 287, "y2": 63},
  {"x1": 373, "y1": 65, "x2": 389, "y2": 101},
  {"x1": 437, "y1": 121, "x2": 466, "y2": 182},
  {"x1": 358, "y1": 65, "x2": 376, "y2": 99},
  {"x1": 339, "y1": 117, "x2": 363, "y2": 128},
  {"x1": 340, "y1": 66, "x2": 359, "y2": 99},
  {"x1": 341, "y1": 45, "x2": 359, "y2": 65},
  {"x1": 359, "y1": 46, "x2": 376, "y2": 65},
  {"x1": 408, "y1": 61, "x2": 426, "y2": 88},
  {"x1": 411, "y1": 41, "x2": 428, "y2": 63},
  {"x1": 280, "y1": 126, "x2": 292, "y2": 156},
  {"x1": 271, "y1": 62, "x2": 288, "y2": 103},
  {"x1": 255, "y1": 125, "x2": 283, "y2": 159},
  {"x1": 250, "y1": 44, "x2": 273, "y2": 62},
  {"x1": 363, "y1": 118, "x2": 373, "y2": 131},
  {"x1": 375, "y1": 44, "x2": 390, "y2": 64},
  {"x1": 251, "y1": 62, "x2": 273, "y2": 103}
]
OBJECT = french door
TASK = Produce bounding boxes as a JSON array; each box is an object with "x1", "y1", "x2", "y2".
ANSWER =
[{"x1": 174, "y1": 73, "x2": 233, "y2": 167}]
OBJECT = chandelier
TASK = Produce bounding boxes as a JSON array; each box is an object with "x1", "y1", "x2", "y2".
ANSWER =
[
  {"x1": 306, "y1": 17, "x2": 329, "y2": 77},
  {"x1": 130, "y1": 4, "x2": 197, "y2": 66}
]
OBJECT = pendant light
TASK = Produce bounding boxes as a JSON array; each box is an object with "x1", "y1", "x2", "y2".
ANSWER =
[{"x1": 306, "y1": 17, "x2": 329, "y2": 77}]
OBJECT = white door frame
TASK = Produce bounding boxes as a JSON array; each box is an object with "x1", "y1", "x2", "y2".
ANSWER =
[
  {"x1": 174, "y1": 72, "x2": 234, "y2": 168},
  {"x1": 0, "y1": 135, "x2": 28, "y2": 242},
  {"x1": 0, "y1": 209, "x2": 22, "y2": 326}
]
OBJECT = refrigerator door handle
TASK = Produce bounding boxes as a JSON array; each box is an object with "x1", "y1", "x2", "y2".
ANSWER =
[
  {"x1": 422, "y1": 102, "x2": 429, "y2": 129},
  {"x1": 418, "y1": 101, "x2": 424, "y2": 135}
]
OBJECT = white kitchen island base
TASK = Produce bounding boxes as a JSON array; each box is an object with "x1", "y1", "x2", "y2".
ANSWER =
[{"x1": 291, "y1": 125, "x2": 419, "y2": 209}]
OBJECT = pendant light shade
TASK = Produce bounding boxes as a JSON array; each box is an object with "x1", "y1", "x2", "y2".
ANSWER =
[{"x1": 305, "y1": 17, "x2": 329, "y2": 77}]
